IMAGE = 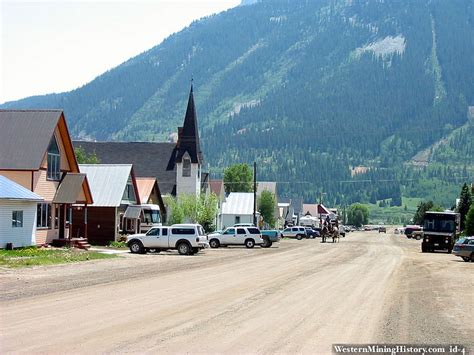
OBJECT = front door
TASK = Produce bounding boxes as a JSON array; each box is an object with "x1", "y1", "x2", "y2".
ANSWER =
[
  {"x1": 236, "y1": 228, "x2": 247, "y2": 244},
  {"x1": 223, "y1": 228, "x2": 236, "y2": 244}
]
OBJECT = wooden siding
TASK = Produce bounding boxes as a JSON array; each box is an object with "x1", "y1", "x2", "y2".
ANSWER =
[
  {"x1": 72, "y1": 207, "x2": 117, "y2": 245},
  {"x1": 0, "y1": 201, "x2": 36, "y2": 248},
  {"x1": 0, "y1": 171, "x2": 31, "y2": 190},
  {"x1": 33, "y1": 170, "x2": 59, "y2": 201}
]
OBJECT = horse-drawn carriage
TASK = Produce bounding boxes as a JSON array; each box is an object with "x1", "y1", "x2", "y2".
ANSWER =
[{"x1": 320, "y1": 222, "x2": 340, "y2": 243}]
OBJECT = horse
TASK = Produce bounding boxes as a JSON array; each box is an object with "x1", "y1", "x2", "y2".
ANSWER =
[{"x1": 331, "y1": 228, "x2": 340, "y2": 243}]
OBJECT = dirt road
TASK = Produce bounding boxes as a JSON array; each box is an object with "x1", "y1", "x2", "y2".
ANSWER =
[{"x1": 1, "y1": 232, "x2": 472, "y2": 354}]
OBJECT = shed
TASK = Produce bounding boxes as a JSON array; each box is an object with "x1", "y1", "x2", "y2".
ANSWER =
[
  {"x1": 220, "y1": 193, "x2": 259, "y2": 229},
  {"x1": 0, "y1": 176, "x2": 43, "y2": 248}
]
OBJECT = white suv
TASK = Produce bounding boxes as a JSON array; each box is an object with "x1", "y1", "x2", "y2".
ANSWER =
[
  {"x1": 281, "y1": 226, "x2": 308, "y2": 240},
  {"x1": 126, "y1": 224, "x2": 209, "y2": 255},
  {"x1": 208, "y1": 226, "x2": 264, "y2": 248}
]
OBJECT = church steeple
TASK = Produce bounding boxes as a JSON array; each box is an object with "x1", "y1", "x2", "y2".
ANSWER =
[{"x1": 176, "y1": 83, "x2": 202, "y2": 164}]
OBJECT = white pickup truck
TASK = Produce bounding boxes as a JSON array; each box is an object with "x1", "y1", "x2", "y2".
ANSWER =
[
  {"x1": 208, "y1": 226, "x2": 264, "y2": 248},
  {"x1": 126, "y1": 224, "x2": 209, "y2": 255}
]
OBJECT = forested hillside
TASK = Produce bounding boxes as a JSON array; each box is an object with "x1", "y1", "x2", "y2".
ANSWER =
[{"x1": 3, "y1": 0, "x2": 474, "y2": 206}]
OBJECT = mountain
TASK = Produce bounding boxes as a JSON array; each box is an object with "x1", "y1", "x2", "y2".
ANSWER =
[{"x1": 3, "y1": 0, "x2": 474, "y2": 208}]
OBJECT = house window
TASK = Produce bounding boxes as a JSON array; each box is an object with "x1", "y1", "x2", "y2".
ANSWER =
[
  {"x1": 37, "y1": 203, "x2": 51, "y2": 228},
  {"x1": 183, "y1": 158, "x2": 191, "y2": 177},
  {"x1": 47, "y1": 136, "x2": 61, "y2": 180},
  {"x1": 235, "y1": 216, "x2": 241, "y2": 224},
  {"x1": 12, "y1": 211, "x2": 23, "y2": 228},
  {"x1": 122, "y1": 177, "x2": 136, "y2": 203}
]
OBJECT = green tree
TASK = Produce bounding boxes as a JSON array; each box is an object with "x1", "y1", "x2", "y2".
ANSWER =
[
  {"x1": 165, "y1": 196, "x2": 184, "y2": 225},
  {"x1": 464, "y1": 204, "x2": 474, "y2": 235},
  {"x1": 74, "y1": 147, "x2": 100, "y2": 164},
  {"x1": 347, "y1": 203, "x2": 369, "y2": 227},
  {"x1": 456, "y1": 183, "x2": 473, "y2": 230},
  {"x1": 223, "y1": 164, "x2": 253, "y2": 194},
  {"x1": 165, "y1": 194, "x2": 218, "y2": 232},
  {"x1": 413, "y1": 201, "x2": 443, "y2": 225},
  {"x1": 258, "y1": 190, "x2": 276, "y2": 227}
]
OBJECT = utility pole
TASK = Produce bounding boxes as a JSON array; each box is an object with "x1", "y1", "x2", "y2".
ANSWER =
[{"x1": 253, "y1": 161, "x2": 257, "y2": 226}]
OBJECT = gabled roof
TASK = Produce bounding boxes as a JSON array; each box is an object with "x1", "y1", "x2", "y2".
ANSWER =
[
  {"x1": 221, "y1": 192, "x2": 255, "y2": 215},
  {"x1": 318, "y1": 204, "x2": 331, "y2": 215},
  {"x1": 209, "y1": 179, "x2": 224, "y2": 195},
  {"x1": 175, "y1": 85, "x2": 202, "y2": 164},
  {"x1": 53, "y1": 173, "x2": 93, "y2": 204},
  {"x1": 303, "y1": 204, "x2": 318, "y2": 217},
  {"x1": 257, "y1": 181, "x2": 277, "y2": 196},
  {"x1": 135, "y1": 178, "x2": 156, "y2": 203},
  {"x1": 74, "y1": 141, "x2": 177, "y2": 195},
  {"x1": 0, "y1": 110, "x2": 79, "y2": 172},
  {"x1": 0, "y1": 175, "x2": 43, "y2": 201},
  {"x1": 79, "y1": 164, "x2": 138, "y2": 207}
]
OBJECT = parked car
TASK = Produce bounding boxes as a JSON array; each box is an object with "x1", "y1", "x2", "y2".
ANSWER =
[
  {"x1": 260, "y1": 230, "x2": 281, "y2": 248},
  {"x1": 126, "y1": 224, "x2": 209, "y2": 255},
  {"x1": 452, "y1": 236, "x2": 474, "y2": 262},
  {"x1": 305, "y1": 227, "x2": 320, "y2": 239},
  {"x1": 378, "y1": 226, "x2": 387, "y2": 233},
  {"x1": 281, "y1": 226, "x2": 307, "y2": 240},
  {"x1": 208, "y1": 226, "x2": 264, "y2": 248},
  {"x1": 404, "y1": 225, "x2": 422, "y2": 239}
]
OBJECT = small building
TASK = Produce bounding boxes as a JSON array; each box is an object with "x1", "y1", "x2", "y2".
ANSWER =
[
  {"x1": 0, "y1": 110, "x2": 93, "y2": 245},
  {"x1": 0, "y1": 176, "x2": 44, "y2": 248},
  {"x1": 72, "y1": 164, "x2": 140, "y2": 245},
  {"x1": 220, "y1": 192, "x2": 259, "y2": 229}
]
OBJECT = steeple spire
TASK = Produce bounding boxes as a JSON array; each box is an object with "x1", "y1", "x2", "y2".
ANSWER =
[{"x1": 175, "y1": 83, "x2": 202, "y2": 164}]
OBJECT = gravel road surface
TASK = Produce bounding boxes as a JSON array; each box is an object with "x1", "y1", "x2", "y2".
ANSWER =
[{"x1": 0, "y1": 232, "x2": 472, "y2": 354}]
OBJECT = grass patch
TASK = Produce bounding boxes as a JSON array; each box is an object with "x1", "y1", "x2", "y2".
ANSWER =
[
  {"x1": 0, "y1": 247, "x2": 117, "y2": 268},
  {"x1": 108, "y1": 241, "x2": 128, "y2": 249}
]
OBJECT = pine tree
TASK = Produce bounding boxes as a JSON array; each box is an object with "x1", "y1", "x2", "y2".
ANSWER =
[
  {"x1": 465, "y1": 205, "x2": 474, "y2": 235},
  {"x1": 457, "y1": 183, "x2": 473, "y2": 230}
]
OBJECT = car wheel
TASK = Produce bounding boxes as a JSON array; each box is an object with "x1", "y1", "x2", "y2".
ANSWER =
[
  {"x1": 245, "y1": 239, "x2": 255, "y2": 248},
  {"x1": 296, "y1": 234, "x2": 303, "y2": 240},
  {"x1": 129, "y1": 241, "x2": 144, "y2": 254},
  {"x1": 462, "y1": 257, "x2": 470, "y2": 262},
  {"x1": 421, "y1": 244, "x2": 427, "y2": 253},
  {"x1": 470, "y1": 252, "x2": 474, "y2": 262},
  {"x1": 261, "y1": 238, "x2": 272, "y2": 248},
  {"x1": 447, "y1": 248, "x2": 452, "y2": 254},
  {"x1": 209, "y1": 239, "x2": 220, "y2": 248},
  {"x1": 177, "y1": 242, "x2": 191, "y2": 255}
]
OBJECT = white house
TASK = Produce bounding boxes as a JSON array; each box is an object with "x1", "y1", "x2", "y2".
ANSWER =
[
  {"x1": 0, "y1": 175, "x2": 43, "y2": 248},
  {"x1": 220, "y1": 192, "x2": 259, "y2": 229}
]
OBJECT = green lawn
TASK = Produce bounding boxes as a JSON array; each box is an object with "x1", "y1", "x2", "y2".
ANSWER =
[{"x1": 0, "y1": 247, "x2": 117, "y2": 268}]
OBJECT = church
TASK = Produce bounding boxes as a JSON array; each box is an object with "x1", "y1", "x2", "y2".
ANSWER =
[{"x1": 74, "y1": 85, "x2": 207, "y2": 198}]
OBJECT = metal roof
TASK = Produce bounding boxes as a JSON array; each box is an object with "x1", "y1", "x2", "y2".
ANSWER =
[
  {"x1": 0, "y1": 110, "x2": 62, "y2": 170},
  {"x1": 135, "y1": 178, "x2": 156, "y2": 203},
  {"x1": 79, "y1": 164, "x2": 133, "y2": 207},
  {"x1": 0, "y1": 175, "x2": 43, "y2": 201},
  {"x1": 221, "y1": 192, "x2": 255, "y2": 215},
  {"x1": 53, "y1": 173, "x2": 92, "y2": 204}
]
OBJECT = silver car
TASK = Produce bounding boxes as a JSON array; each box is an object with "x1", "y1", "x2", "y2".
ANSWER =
[
  {"x1": 452, "y1": 236, "x2": 474, "y2": 262},
  {"x1": 281, "y1": 226, "x2": 307, "y2": 240}
]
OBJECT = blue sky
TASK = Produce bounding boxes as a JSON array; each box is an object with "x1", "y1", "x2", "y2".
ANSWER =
[{"x1": 1, "y1": 0, "x2": 239, "y2": 104}]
